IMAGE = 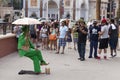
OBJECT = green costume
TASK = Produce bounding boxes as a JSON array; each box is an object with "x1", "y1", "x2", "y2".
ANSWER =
[{"x1": 18, "y1": 26, "x2": 47, "y2": 73}]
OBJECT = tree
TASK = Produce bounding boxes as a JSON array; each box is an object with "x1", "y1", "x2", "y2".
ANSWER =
[{"x1": 96, "y1": 0, "x2": 101, "y2": 20}]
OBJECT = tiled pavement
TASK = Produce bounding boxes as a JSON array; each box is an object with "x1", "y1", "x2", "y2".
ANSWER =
[{"x1": 0, "y1": 40, "x2": 120, "y2": 80}]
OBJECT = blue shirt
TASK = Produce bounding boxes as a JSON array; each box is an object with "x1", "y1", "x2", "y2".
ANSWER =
[{"x1": 59, "y1": 26, "x2": 68, "y2": 38}]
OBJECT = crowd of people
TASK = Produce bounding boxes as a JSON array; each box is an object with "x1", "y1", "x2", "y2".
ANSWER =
[
  {"x1": 88, "y1": 18, "x2": 119, "y2": 60},
  {"x1": 14, "y1": 18, "x2": 120, "y2": 62}
]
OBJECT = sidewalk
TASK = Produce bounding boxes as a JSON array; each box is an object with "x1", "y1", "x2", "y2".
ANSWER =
[{"x1": 0, "y1": 41, "x2": 120, "y2": 80}]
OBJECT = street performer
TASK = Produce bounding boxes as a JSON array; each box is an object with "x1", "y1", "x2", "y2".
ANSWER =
[{"x1": 18, "y1": 26, "x2": 48, "y2": 74}]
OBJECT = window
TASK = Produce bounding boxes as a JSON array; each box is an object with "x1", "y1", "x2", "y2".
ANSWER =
[
  {"x1": 31, "y1": 0, "x2": 37, "y2": 7},
  {"x1": 51, "y1": 14, "x2": 55, "y2": 18},
  {"x1": 64, "y1": 0, "x2": 70, "y2": 7}
]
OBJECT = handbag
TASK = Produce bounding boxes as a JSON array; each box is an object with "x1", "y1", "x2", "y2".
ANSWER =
[{"x1": 49, "y1": 34, "x2": 57, "y2": 40}]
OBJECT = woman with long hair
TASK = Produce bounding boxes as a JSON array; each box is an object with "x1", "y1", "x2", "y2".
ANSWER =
[{"x1": 41, "y1": 23, "x2": 49, "y2": 50}]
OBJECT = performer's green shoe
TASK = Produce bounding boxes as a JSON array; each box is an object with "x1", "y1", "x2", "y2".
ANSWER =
[{"x1": 41, "y1": 61, "x2": 49, "y2": 66}]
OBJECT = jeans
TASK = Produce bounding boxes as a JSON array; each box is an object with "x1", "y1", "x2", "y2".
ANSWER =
[
  {"x1": 77, "y1": 43, "x2": 86, "y2": 59},
  {"x1": 89, "y1": 41, "x2": 98, "y2": 58}
]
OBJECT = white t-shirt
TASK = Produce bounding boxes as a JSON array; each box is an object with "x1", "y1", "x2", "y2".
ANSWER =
[
  {"x1": 111, "y1": 24, "x2": 116, "y2": 30},
  {"x1": 41, "y1": 27, "x2": 48, "y2": 37},
  {"x1": 100, "y1": 25, "x2": 109, "y2": 39},
  {"x1": 59, "y1": 26, "x2": 68, "y2": 38}
]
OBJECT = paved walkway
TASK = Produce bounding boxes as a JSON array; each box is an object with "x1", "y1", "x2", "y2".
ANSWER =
[{"x1": 0, "y1": 41, "x2": 120, "y2": 80}]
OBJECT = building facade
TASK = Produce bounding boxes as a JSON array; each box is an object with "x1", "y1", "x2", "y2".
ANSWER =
[
  {"x1": 89, "y1": 0, "x2": 108, "y2": 20},
  {"x1": 114, "y1": 0, "x2": 119, "y2": 18},
  {"x1": 0, "y1": 0, "x2": 24, "y2": 21},
  {"x1": 2, "y1": 0, "x2": 120, "y2": 22},
  {"x1": 23, "y1": 0, "x2": 89, "y2": 21},
  {"x1": 0, "y1": 0, "x2": 13, "y2": 22},
  {"x1": 22, "y1": 0, "x2": 120, "y2": 21}
]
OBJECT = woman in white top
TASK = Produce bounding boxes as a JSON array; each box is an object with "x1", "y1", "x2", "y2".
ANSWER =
[{"x1": 41, "y1": 24, "x2": 49, "y2": 50}]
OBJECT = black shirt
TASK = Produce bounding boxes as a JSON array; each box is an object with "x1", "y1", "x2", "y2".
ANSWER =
[
  {"x1": 89, "y1": 25, "x2": 100, "y2": 41},
  {"x1": 109, "y1": 24, "x2": 118, "y2": 39},
  {"x1": 77, "y1": 27, "x2": 88, "y2": 43}
]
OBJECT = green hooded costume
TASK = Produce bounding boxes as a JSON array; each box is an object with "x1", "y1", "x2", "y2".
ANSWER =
[{"x1": 18, "y1": 26, "x2": 47, "y2": 73}]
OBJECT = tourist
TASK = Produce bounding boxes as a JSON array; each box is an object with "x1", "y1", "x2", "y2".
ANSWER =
[
  {"x1": 13, "y1": 25, "x2": 22, "y2": 43},
  {"x1": 98, "y1": 19, "x2": 109, "y2": 59},
  {"x1": 89, "y1": 21, "x2": 100, "y2": 59},
  {"x1": 29, "y1": 24, "x2": 38, "y2": 47},
  {"x1": 77, "y1": 21, "x2": 88, "y2": 61},
  {"x1": 72, "y1": 23, "x2": 79, "y2": 50},
  {"x1": 49, "y1": 23, "x2": 57, "y2": 50},
  {"x1": 66, "y1": 28, "x2": 72, "y2": 49},
  {"x1": 108, "y1": 19, "x2": 119, "y2": 57},
  {"x1": 41, "y1": 23, "x2": 49, "y2": 50},
  {"x1": 56, "y1": 21, "x2": 68, "y2": 54}
]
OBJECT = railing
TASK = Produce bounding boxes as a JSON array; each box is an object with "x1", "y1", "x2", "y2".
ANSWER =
[{"x1": 0, "y1": 22, "x2": 14, "y2": 35}]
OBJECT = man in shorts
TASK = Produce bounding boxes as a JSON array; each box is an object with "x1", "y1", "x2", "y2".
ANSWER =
[
  {"x1": 56, "y1": 21, "x2": 68, "y2": 54},
  {"x1": 98, "y1": 19, "x2": 109, "y2": 59}
]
